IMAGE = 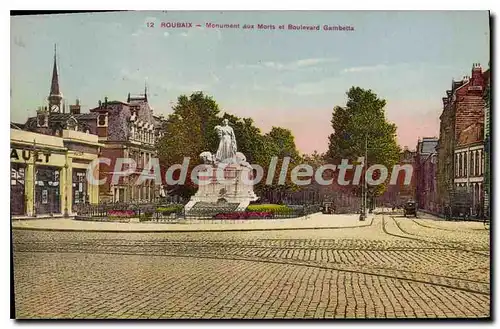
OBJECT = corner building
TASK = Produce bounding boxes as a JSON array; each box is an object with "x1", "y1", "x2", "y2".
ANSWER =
[{"x1": 88, "y1": 91, "x2": 165, "y2": 203}]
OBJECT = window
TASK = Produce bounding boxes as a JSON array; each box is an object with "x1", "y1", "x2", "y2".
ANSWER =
[
  {"x1": 470, "y1": 153, "x2": 474, "y2": 176},
  {"x1": 479, "y1": 150, "x2": 484, "y2": 175},
  {"x1": 11, "y1": 164, "x2": 25, "y2": 216},
  {"x1": 72, "y1": 170, "x2": 88, "y2": 207},
  {"x1": 98, "y1": 114, "x2": 107, "y2": 126},
  {"x1": 476, "y1": 152, "x2": 480, "y2": 176},
  {"x1": 463, "y1": 153, "x2": 466, "y2": 177},
  {"x1": 35, "y1": 166, "x2": 61, "y2": 215},
  {"x1": 458, "y1": 153, "x2": 462, "y2": 177}
]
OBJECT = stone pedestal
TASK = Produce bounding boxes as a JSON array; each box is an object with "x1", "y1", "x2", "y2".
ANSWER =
[{"x1": 185, "y1": 163, "x2": 258, "y2": 212}]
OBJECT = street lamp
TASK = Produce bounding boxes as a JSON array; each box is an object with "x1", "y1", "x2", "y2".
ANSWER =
[{"x1": 359, "y1": 134, "x2": 368, "y2": 221}]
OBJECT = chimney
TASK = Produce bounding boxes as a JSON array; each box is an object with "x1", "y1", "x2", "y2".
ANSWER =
[
  {"x1": 70, "y1": 98, "x2": 81, "y2": 115},
  {"x1": 470, "y1": 62, "x2": 484, "y2": 87}
]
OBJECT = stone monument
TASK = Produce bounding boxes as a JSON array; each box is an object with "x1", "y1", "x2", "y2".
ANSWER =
[{"x1": 184, "y1": 119, "x2": 258, "y2": 212}]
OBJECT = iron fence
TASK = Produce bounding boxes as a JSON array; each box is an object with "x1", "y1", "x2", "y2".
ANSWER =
[{"x1": 74, "y1": 202, "x2": 322, "y2": 222}]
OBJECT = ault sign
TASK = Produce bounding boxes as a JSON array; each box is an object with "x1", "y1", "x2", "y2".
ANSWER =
[{"x1": 11, "y1": 148, "x2": 51, "y2": 163}]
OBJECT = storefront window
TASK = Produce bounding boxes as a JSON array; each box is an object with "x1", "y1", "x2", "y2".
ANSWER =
[
  {"x1": 72, "y1": 169, "x2": 88, "y2": 206},
  {"x1": 11, "y1": 163, "x2": 26, "y2": 216},
  {"x1": 35, "y1": 166, "x2": 61, "y2": 215}
]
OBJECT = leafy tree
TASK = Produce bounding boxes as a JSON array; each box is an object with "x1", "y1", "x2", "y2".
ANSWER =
[
  {"x1": 157, "y1": 92, "x2": 302, "y2": 201},
  {"x1": 157, "y1": 92, "x2": 221, "y2": 198},
  {"x1": 258, "y1": 127, "x2": 303, "y2": 202},
  {"x1": 327, "y1": 87, "x2": 401, "y2": 201}
]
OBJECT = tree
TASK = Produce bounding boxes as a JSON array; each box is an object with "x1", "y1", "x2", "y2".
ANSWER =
[
  {"x1": 157, "y1": 92, "x2": 221, "y2": 198},
  {"x1": 157, "y1": 92, "x2": 302, "y2": 201},
  {"x1": 259, "y1": 127, "x2": 302, "y2": 203},
  {"x1": 327, "y1": 87, "x2": 401, "y2": 200}
]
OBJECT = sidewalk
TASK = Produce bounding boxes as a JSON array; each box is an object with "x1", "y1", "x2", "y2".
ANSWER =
[{"x1": 11, "y1": 213, "x2": 374, "y2": 233}]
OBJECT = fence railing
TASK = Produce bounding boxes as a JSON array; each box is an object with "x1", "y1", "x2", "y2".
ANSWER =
[{"x1": 74, "y1": 202, "x2": 322, "y2": 222}]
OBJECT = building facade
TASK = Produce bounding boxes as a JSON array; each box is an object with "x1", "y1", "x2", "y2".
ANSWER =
[
  {"x1": 414, "y1": 137, "x2": 438, "y2": 212},
  {"x1": 436, "y1": 63, "x2": 488, "y2": 212},
  {"x1": 10, "y1": 128, "x2": 101, "y2": 218},
  {"x1": 378, "y1": 147, "x2": 417, "y2": 206},
  {"x1": 483, "y1": 69, "x2": 491, "y2": 219},
  {"x1": 88, "y1": 91, "x2": 166, "y2": 203},
  {"x1": 11, "y1": 47, "x2": 102, "y2": 218}
]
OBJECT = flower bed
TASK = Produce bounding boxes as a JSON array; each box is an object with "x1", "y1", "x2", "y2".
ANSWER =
[
  {"x1": 107, "y1": 210, "x2": 136, "y2": 218},
  {"x1": 213, "y1": 211, "x2": 273, "y2": 220}
]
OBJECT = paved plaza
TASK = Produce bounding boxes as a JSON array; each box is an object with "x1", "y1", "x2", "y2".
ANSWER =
[{"x1": 12, "y1": 213, "x2": 490, "y2": 319}]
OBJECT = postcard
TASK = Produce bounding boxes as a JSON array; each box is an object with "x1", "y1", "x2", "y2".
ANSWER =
[{"x1": 10, "y1": 10, "x2": 491, "y2": 320}]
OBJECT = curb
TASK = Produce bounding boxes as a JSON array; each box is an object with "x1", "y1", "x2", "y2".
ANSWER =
[{"x1": 12, "y1": 217, "x2": 374, "y2": 234}]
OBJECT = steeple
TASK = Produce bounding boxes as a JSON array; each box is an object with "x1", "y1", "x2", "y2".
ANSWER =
[
  {"x1": 144, "y1": 81, "x2": 148, "y2": 102},
  {"x1": 48, "y1": 44, "x2": 63, "y2": 112}
]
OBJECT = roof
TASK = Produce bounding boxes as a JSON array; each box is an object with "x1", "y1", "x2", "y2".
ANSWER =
[
  {"x1": 24, "y1": 112, "x2": 90, "y2": 134},
  {"x1": 10, "y1": 122, "x2": 24, "y2": 130},
  {"x1": 74, "y1": 112, "x2": 98, "y2": 120},
  {"x1": 89, "y1": 100, "x2": 129, "y2": 112}
]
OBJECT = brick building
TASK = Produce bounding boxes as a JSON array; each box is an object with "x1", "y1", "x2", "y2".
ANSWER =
[
  {"x1": 483, "y1": 68, "x2": 491, "y2": 219},
  {"x1": 414, "y1": 137, "x2": 438, "y2": 212},
  {"x1": 378, "y1": 147, "x2": 416, "y2": 207},
  {"x1": 14, "y1": 47, "x2": 167, "y2": 207},
  {"x1": 436, "y1": 63, "x2": 488, "y2": 213},
  {"x1": 88, "y1": 91, "x2": 166, "y2": 203}
]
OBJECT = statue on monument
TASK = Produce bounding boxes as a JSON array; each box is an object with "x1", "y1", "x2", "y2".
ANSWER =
[
  {"x1": 188, "y1": 118, "x2": 258, "y2": 213},
  {"x1": 199, "y1": 118, "x2": 251, "y2": 168},
  {"x1": 215, "y1": 119, "x2": 237, "y2": 163}
]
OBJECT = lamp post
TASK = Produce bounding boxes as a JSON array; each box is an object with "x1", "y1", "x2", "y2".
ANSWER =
[{"x1": 359, "y1": 134, "x2": 368, "y2": 221}]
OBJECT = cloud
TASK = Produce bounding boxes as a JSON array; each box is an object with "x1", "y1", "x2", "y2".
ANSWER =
[
  {"x1": 180, "y1": 32, "x2": 189, "y2": 37},
  {"x1": 227, "y1": 57, "x2": 338, "y2": 71},
  {"x1": 210, "y1": 72, "x2": 220, "y2": 83},
  {"x1": 163, "y1": 31, "x2": 170, "y2": 37},
  {"x1": 120, "y1": 68, "x2": 144, "y2": 82},
  {"x1": 161, "y1": 82, "x2": 210, "y2": 92},
  {"x1": 342, "y1": 64, "x2": 389, "y2": 73},
  {"x1": 131, "y1": 29, "x2": 143, "y2": 37},
  {"x1": 251, "y1": 76, "x2": 344, "y2": 96},
  {"x1": 294, "y1": 58, "x2": 338, "y2": 67}
]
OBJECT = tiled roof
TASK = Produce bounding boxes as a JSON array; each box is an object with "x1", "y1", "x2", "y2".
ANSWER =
[
  {"x1": 24, "y1": 112, "x2": 79, "y2": 132},
  {"x1": 74, "y1": 112, "x2": 98, "y2": 120}
]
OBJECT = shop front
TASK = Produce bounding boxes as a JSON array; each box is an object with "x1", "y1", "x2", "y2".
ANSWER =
[
  {"x1": 35, "y1": 166, "x2": 61, "y2": 215},
  {"x1": 10, "y1": 128, "x2": 101, "y2": 219},
  {"x1": 11, "y1": 163, "x2": 26, "y2": 216}
]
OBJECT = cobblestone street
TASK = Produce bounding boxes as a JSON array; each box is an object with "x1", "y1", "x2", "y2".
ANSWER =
[{"x1": 12, "y1": 213, "x2": 490, "y2": 319}]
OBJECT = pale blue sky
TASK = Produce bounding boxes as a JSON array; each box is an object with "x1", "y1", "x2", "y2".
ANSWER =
[{"x1": 11, "y1": 11, "x2": 490, "y2": 154}]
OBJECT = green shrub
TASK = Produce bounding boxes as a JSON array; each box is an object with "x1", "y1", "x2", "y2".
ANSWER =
[
  {"x1": 156, "y1": 205, "x2": 183, "y2": 214},
  {"x1": 246, "y1": 204, "x2": 293, "y2": 214}
]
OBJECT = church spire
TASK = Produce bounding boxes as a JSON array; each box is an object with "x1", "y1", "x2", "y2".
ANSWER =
[
  {"x1": 144, "y1": 81, "x2": 148, "y2": 102},
  {"x1": 48, "y1": 44, "x2": 62, "y2": 112}
]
